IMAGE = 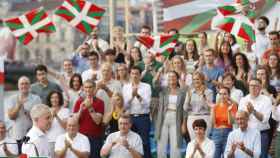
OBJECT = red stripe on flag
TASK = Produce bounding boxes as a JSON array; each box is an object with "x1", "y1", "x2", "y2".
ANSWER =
[
  {"x1": 0, "y1": 72, "x2": 4, "y2": 84},
  {"x1": 18, "y1": 154, "x2": 28, "y2": 158},
  {"x1": 163, "y1": 15, "x2": 194, "y2": 32},
  {"x1": 193, "y1": 20, "x2": 212, "y2": 33},
  {"x1": 25, "y1": 8, "x2": 39, "y2": 24},
  {"x1": 4, "y1": 18, "x2": 23, "y2": 31},
  {"x1": 57, "y1": 6, "x2": 75, "y2": 22},
  {"x1": 22, "y1": 32, "x2": 34, "y2": 45},
  {"x1": 88, "y1": 4, "x2": 106, "y2": 20},
  {"x1": 162, "y1": 0, "x2": 193, "y2": 8}
]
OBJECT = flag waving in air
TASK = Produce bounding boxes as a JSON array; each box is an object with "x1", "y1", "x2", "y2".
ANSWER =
[
  {"x1": 137, "y1": 34, "x2": 178, "y2": 57},
  {"x1": 213, "y1": 0, "x2": 256, "y2": 41},
  {"x1": 4, "y1": 7, "x2": 55, "y2": 45},
  {"x1": 55, "y1": 0, "x2": 105, "y2": 35}
]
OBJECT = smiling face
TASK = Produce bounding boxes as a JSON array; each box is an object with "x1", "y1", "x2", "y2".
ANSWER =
[
  {"x1": 268, "y1": 54, "x2": 278, "y2": 68},
  {"x1": 50, "y1": 92, "x2": 60, "y2": 107},
  {"x1": 167, "y1": 72, "x2": 178, "y2": 88},
  {"x1": 18, "y1": 77, "x2": 30, "y2": 94}
]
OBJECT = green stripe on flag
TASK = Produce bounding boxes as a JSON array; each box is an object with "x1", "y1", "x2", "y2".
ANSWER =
[
  {"x1": 162, "y1": 50, "x2": 170, "y2": 57},
  {"x1": 242, "y1": 23, "x2": 255, "y2": 41},
  {"x1": 180, "y1": 9, "x2": 216, "y2": 33},
  {"x1": 219, "y1": 5, "x2": 236, "y2": 13},
  {"x1": 81, "y1": 21, "x2": 92, "y2": 34},
  {"x1": 55, "y1": 8, "x2": 75, "y2": 18},
  {"x1": 18, "y1": 35, "x2": 26, "y2": 44},
  {"x1": 216, "y1": 17, "x2": 235, "y2": 25},
  {"x1": 87, "y1": 12, "x2": 104, "y2": 18},
  {"x1": 69, "y1": 0, "x2": 82, "y2": 12},
  {"x1": 5, "y1": 22, "x2": 24, "y2": 30},
  {"x1": 31, "y1": 9, "x2": 45, "y2": 25},
  {"x1": 160, "y1": 34, "x2": 178, "y2": 48}
]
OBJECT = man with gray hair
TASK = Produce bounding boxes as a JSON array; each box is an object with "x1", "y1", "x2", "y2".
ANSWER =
[
  {"x1": 55, "y1": 116, "x2": 90, "y2": 158},
  {"x1": 21, "y1": 104, "x2": 52, "y2": 157},
  {"x1": 6, "y1": 76, "x2": 41, "y2": 141}
]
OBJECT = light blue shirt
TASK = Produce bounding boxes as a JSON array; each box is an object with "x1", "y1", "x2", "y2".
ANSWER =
[{"x1": 224, "y1": 127, "x2": 261, "y2": 158}]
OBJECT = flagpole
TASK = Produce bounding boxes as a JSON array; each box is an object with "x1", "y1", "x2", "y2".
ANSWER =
[
  {"x1": 109, "y1": 0, "x2": 115, "y2": 47},
  {"x1": 124, "y1": 0, "x2": 130, "y2": 41},
  {"x1": 152, "y1": 0, "x2": 158, "y2": 34}
]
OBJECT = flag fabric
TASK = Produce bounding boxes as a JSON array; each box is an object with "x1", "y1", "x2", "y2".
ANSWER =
[
  {"x1": 215, "y1": 15, "x2": 255, "y2": 41},
  {"x1": 4, "y1": 7, "x2": 55, "y2": 45},
  {"x1": 55, "y1": 0, "x2": 105, "y2": 35},
  {"x1": 137, "y1": 34, "x2": 178, "y2": 57},
  {"x1": 162, "y1": 0, "x2": 276, "y2": 34},
  {"x1": 214, "y1": 1, "x2": 256, "y2": 41}
]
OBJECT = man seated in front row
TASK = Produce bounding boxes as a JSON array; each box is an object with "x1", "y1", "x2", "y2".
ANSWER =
[
  {"x1": 55, "y1": 115, "x2": 90, "y2": 158},
  {"x1": 100, "y1": 114, "x2": 143, "y2": 158},
  {"x1": 224, "y1": 111, "x2": 261, "y2": 158}
]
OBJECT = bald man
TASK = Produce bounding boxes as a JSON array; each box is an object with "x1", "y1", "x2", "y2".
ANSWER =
[
  {"x1": 224, "y1": 111, "x2": 261, "y2": 158},
  {"x1": 6, "y1": 76, "x2": 41, "y2": 141},
  {"x1": 55, "y1": 116, "x2": 90, "y2": 158}
]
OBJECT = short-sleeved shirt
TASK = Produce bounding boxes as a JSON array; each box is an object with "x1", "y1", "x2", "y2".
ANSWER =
[
  {"x1": 47, "y1": 107, "x2": 70, "y2": 142},
  {"x1": 31, "y1": 81, "x2": 62, "y2": 104},
  {"x1": 0, "y1": 137, "x2": 18, "y2": 156},
  {"x1": 224, "y1": 128, "x2": 261, "y2": 158},
  {"x1": 185, "y1": 137, "x2": 215, "y2": 158},
  {"x1": 202, "y1": 65, "x2": 224, "y2": 96},
  {"x1": 6, "y1": 93, "x2": 41, "y2": 140},
  {"x1": 73, "y1": 96, "x2": 104, "y2": 138},
  {"x1": 55, "y1": 133, "x2": 90, "y2": 158},
  {"x1": 22, "y1": 126, "x2": 51, "y2": 157},
  {"x1": 102, "y1": 131, "x2": 143, "y2": 158}
]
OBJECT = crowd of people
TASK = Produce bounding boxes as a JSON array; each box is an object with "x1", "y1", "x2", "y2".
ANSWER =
[{"x1": 1, "y1": 15, "x2": 280, "y2": 158}]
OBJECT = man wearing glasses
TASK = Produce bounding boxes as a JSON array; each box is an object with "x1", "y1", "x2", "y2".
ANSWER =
[{"x1": 239, "y1": 78, "x2": 272, "y2": 158}]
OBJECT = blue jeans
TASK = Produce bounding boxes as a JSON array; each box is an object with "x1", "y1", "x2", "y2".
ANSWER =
[
  {"x1": 210, "y1": 128, "x2": 232, "y2": 158},
  {"x1": 131, "y1": 114, "x2": 152, "y2": 158},
  {"x1": 260, "y1": 130, "x2": 269, "y2": 158}
]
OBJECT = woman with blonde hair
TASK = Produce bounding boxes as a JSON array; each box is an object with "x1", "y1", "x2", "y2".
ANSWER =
[
  {"x1": 157, "y1": 55, "x2": 192, "y2": 89},
  {"x1": 112, "y1": 26, "x2": 131, "y2": 63},
  {"x1": 103, "y1": 92, "x2": 127, "y2": 135},
  {"x1": 183, "y1": 71, "x2": 213, "y2": 140},
  {"x1": 115, "y1": 64, "x2": 129, "y2": 87}
]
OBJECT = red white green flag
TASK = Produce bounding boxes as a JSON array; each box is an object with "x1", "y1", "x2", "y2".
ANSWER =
[
  {"x1": 137, "y1": 34, "x2": 178, "y2": 57},
  {"x1": 215, "y1": 15, "x2": 255, "y2": 41},
  {"x1": 4, "y1": 7, "x2": 55, "y2": 45},
  {"x1": 213, "y1": 0, "x2": 256, "y2": 42},
  {"x1": 55, "y1": 0, "x2": 105, "y2": 35}
]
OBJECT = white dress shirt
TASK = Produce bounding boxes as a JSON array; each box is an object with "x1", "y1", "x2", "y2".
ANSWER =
[
  {"x1": 55, "y1": 133, "x2": 90, "y2": 158},
  {"x1": 185, "y1": 137, "x2": 215, "y2": 158},
  {"x1": 251, "y1": 32, "x2": 269, "y2": 62},
  {"x1": 239, "y1": 94, "x2": 272, "y2": 131},
  {"x1": 22, "y1": 126, "x2": 51, "y2": 157},
  {"x1": 0, "y1": 137, "x2": 18, "y2": 156},
  {"x1": 224, "y1": 128, "x2": 261, "y2": 158},
  {"x1": 122, "y1": 82, "x2": 151, "y2": 115},
  {"x1": 102, "y1": 131, "x2": 144, "y2": 158}
]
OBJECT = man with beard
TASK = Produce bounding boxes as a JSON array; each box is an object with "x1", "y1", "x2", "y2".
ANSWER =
[
  {"x1": 251, "y1": 16, "x2": 270, "y2": 63},
  {"x1": 262, "y1": 31, "x2": 280, "y2": 64}
]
